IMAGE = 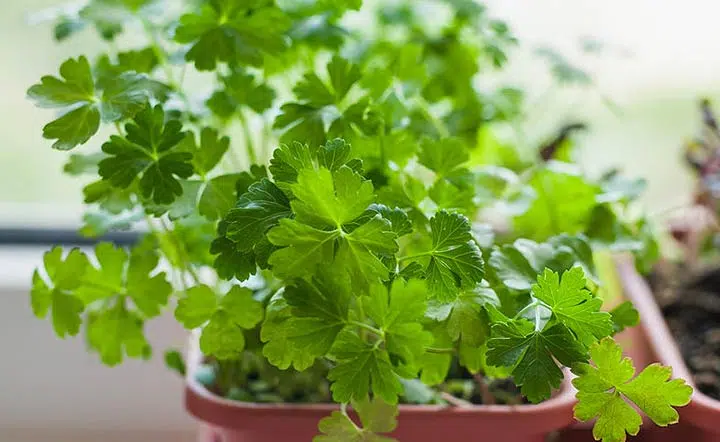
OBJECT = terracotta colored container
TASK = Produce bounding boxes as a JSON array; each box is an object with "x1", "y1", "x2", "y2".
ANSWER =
[
  {"x1": 615, "y1": 257, "x2": 720, "y2": 441},
  {"x1": 184, "y1": 336, "x2": 578, "y2": 442}
]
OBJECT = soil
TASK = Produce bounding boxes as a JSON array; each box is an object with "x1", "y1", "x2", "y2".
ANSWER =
[
  {"x1": 200, "y1": 355, "x2": 528, "y2": 406},
  {"x1": 649, "y1": 263, "x2": 720, "y2": 400}
]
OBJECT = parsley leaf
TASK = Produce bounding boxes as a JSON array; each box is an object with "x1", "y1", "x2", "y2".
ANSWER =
[
  {"x1": 174, "y1": 0, "x2": 290, "y2": 71},
  {"x1": 609, "y1": 301, "x2": 639, "y2": 333},
  {"x1": 176, "y1": 285, "x2": 264, "y2": 359},
  {"x1": 328, "y1": 327, "x2": 404, "y2": 404},
  {"x1": 274, "y1": 56, "x2": 364, "y2": 146},
  {"x1": 99, "y1": 105, "x2": 193, "y2": 205},
  {"x1": 513, "y1": 162, "x2": 599, "y2": 240},
  {"x1": 87, "y1": 303, "x2": 151, "y2": 365},
  {"x1": 573, "y1": 338, "x2": 692, "y2": 442},
  {"x1": 487, "y1": 319, "x2": 586, "y2": 403},
  {"x1": 28, "y1": 56, "x2": 168, "y2": 150},
  {"x1": 489, "y1": 235, "x2": 593, "y2": 292},
  {"x1": 314, "y1": 397, "x2": 397, "y2": 442},
  {"x1": 262, "y1": 278, "x2": 349, "y2": 370},
  {"x1": 532, "y1": 267, "x2": 613, "y2": 347},
  {"x1": 224, "y1": 178, "x2": 292, "y2": 248},
  {"x1": 417, "y1": 137, "x2": 469, "y2": 177},
  {"x1": 27, "y1": 56, "x2": 99, "y2": 150},
  {"x1": 424, "y1": 211, "x2": 484, "y2": 301},
  {"x1": 31, "y1": 247, "x2": 88, "y2": 337},
  {"x1": 207, "y1": 70, "x2": 275, "y2": 119}
]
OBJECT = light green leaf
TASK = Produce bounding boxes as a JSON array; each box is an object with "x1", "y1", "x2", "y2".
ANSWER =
[
  {"x1": 532, "y1": 268, "x2": 613, "y2": 347},
  {"x1": 573, "y1": 338, "x2": 692, "y2": 442}
]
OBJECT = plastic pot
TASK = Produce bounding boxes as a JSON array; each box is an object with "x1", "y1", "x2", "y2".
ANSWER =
[
  {"x1": 615, "y1": 257, "x2": 720, "y2": 441},
  {"x1": 184, "y1": 336, "x2": 578, "y2": 442}
]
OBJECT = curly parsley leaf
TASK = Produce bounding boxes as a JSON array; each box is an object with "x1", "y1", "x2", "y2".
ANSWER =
[
  {"x1": 532, "y1": 267, "x2": 613, "y2": 347},
  {"x1": 174, "y1": 0, "x2": 290, "y2": 71},
  {"x1": 573, "y1": 338, "x2": 692, "y2": 442},
  {"x1": 99, "y1": 105, "x2": 193, "y2": 205},
  {"x1": 176, "y1": 285, "x2": 263, "y2": 359},
  {"x1": 314, "y1": 397, "x2": 397, "y2": 442},
  {"x1": 487, "y1": 319, "x2": 586, "y2": 403}
]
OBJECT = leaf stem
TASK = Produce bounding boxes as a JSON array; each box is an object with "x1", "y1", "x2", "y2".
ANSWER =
[
  {"x1": 238, "y1": 110, "x2": 257, "y2": 167},
  {"x1": 425, "y1": 347, "x2": 456, "y2": 354},
  {"x1": 397, "y1": 251, "x2": 433, "y2": 262},
  {"x1": 349, "y1": 320, "x2": 384, "y2": 337}
]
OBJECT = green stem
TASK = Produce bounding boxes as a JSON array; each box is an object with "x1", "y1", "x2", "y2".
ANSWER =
[
  {"x1": 238, "y1": 111, "x2": 257, "y2": 166},
  {"x1": 425, "y1": 347, "x2": 456, "y2": 354},
  {"x1": 349, "y1": 320, "x2": 384, "y2": 337},
  {"x1": 416, "y1": 96, "x2": 449, "y2": 138},
  {"x1": 160, "y1": 217, "x2": 202, "y2": 286},
  {"x1": 397, "y1": 250, "x2": 433, "y2": 262}
]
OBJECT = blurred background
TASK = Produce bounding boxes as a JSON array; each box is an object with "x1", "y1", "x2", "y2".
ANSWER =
[{"x1": 1, "y1": 0, "x2": 717, "y2": 440}]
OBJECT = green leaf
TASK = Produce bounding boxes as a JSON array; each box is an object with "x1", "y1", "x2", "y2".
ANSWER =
[
  {"x1": 262, "y1": 278, "x2": 349, "y2": 370},
  {"x1": 610, "y1": 301, "x2": 639, "y2": 333},
  {"x1": 292, "y1": 166, "x2": 374, "y2": 227},
  {"x1": 274, "y1": 57, "x2": 363, "y2": 145},
  {"x1": 337, "y1": 215, "x2": 398, "y2": 288},
  {"x1": 446, "y1": 287, "x2": 498, "y2": 347},
  {"x1": 487, "y1": 320, "x2": 587, "y2": 403},
  {"x1": 64, "y1": 152, "x2": 106, "y2": 175},
  {"x1": 417, "y1": 137, "x2": 469, "y2": 176},
  {"x1": 267, "y1": 219, "x2": 339, "y2": 279},
  {"x1": 424, "y1": 211, "x2": 484, "y2": 301},
  {"x1": 489, "y1": 235, "x2": 593, "y2": 291},
  {"x1": 31, "y1": 247, "x2": 89, "y2": 337},
  {"x1": 573, "y1": 338, "x2": 692, "y2": 442},
  {"x1": 269, "y1": 139, "x2": 357, "y2": 185},
  {"x1": 328, "y1": 328, "x2": 403, "y2": 404},
  {"x1": 88, "y1": 303, "x2": 150, "y2": 366},
  {"x1": 174, "y1": 0, "x2": 290, "y2": 70},
  {"x1": 28, "y1": 55, "x2": 169, "y2": 150},
  {"x1": 99, "y1": 105, "x2": 193, "y2": 205},
  {"x1": 179, "y1": 127, "x2": 230, "y2": 176},
  {"x1": 224, "y1": 178, "x2": 292, "y2": 248},
  {"x1": 314, "y1": 397, "x2": 397, "y2": 442},
  {"x1": 514, "y1": 163, "x2": 599, "y2": 240},
  {"x1": 532, "y1": 268, "x2": 613, "y2": 347},
  {"x1": 207, "y1": 70, "x2": 276, "y2": 118},
  {"x1": 176, "y1": 285, "x2": 263, "y2": 359},
  {"x1": 164, "y1": 349, "x2": 186, "y2": 376},
  {"x1": 199, "y1": 174, "x2": 242, "y2": 220},
  {"x1": 364, "y1": 279, "x2": 432, "y2": 369},
  {"x1": 27, "y1": 56, "x2": 99, "y2": 150}
]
